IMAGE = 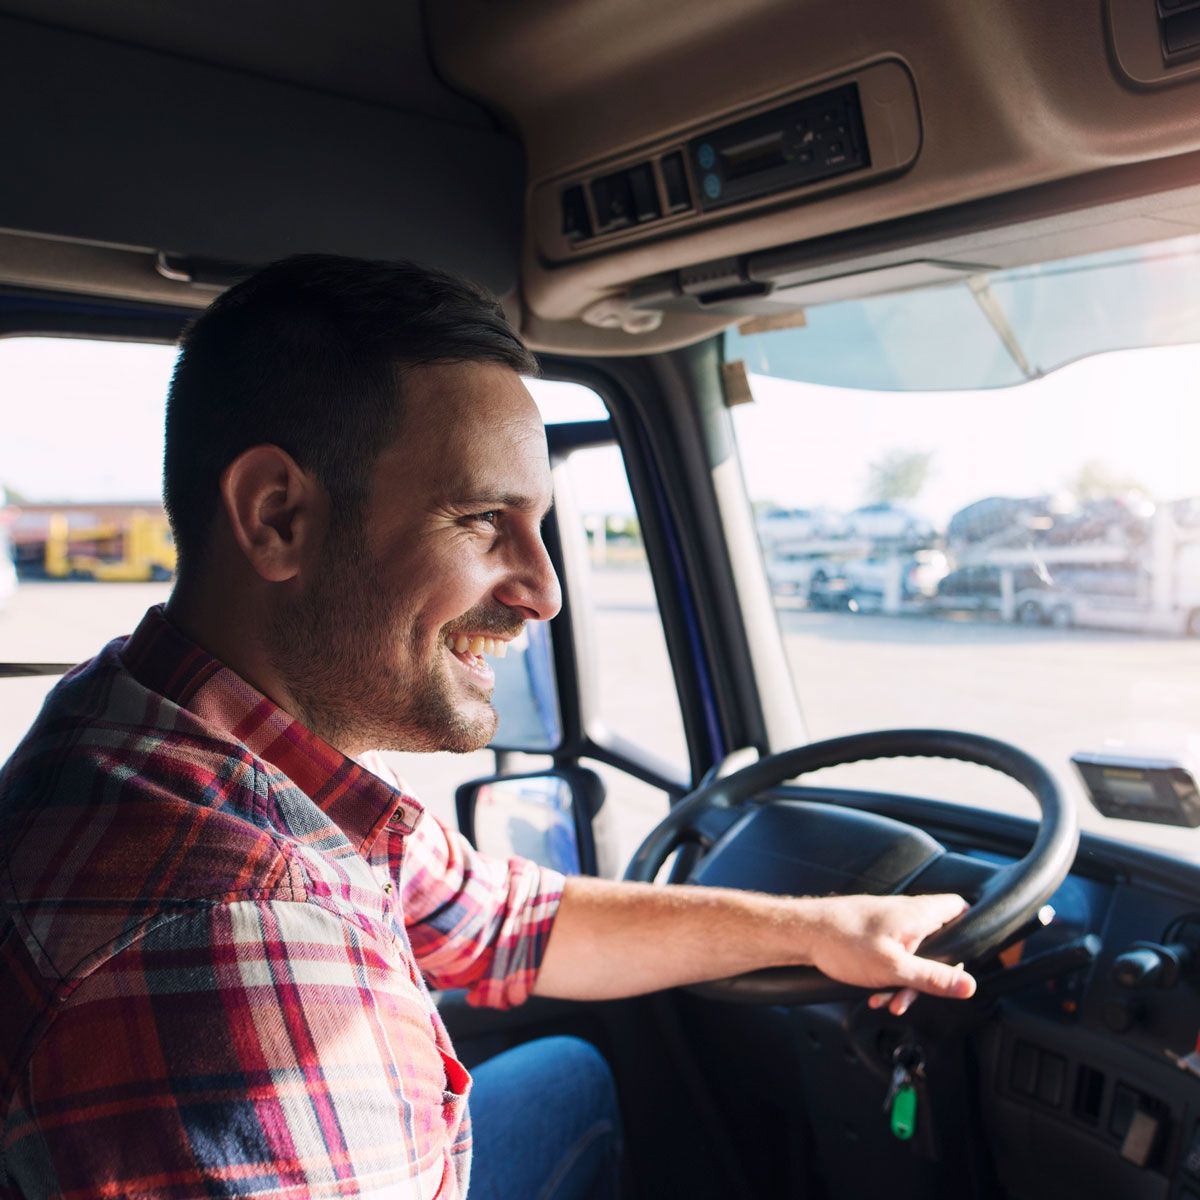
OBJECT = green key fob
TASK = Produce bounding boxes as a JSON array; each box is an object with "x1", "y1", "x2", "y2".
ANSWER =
[{"x1": 890, "y1": 1083, "x2": 917, "y2": 1140}]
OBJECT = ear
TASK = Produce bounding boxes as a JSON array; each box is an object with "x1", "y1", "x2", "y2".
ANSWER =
[{"x1": 218, "y1": 445, "x2": 322, "y2": 582}]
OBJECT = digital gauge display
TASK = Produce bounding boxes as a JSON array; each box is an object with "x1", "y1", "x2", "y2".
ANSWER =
[{"x1": 1071, "y1": 751, "x2": 1200, "y2": 827}]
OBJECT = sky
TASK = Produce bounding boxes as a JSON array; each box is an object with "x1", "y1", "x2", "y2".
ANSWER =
[
  {"x1": 1, "y1": 336, "x2": 1197, "y2": 525},
  {"x1": 732, "y1": 342, "x2": 1200, "y2": 524}
]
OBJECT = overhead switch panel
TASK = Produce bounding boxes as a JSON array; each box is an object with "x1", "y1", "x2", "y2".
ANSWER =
[
  {"x1": 688, "y1": 83, "x2": 868, "y2": 212},
  {"x1": 534, "y1": 60, "x2": 920, "y2": 262}
]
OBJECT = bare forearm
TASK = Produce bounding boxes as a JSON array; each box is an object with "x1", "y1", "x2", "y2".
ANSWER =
[
  {"x1": 534, "y1": 877, "x2": 841, "y2": 1001},
  {"x1": 531, "y1": 876, "x2": 975, "y2": 1004}
]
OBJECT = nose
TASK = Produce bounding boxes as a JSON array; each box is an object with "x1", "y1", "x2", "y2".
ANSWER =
[{"x1": 494, "y1": 530, "x2": 561, "y2": 622}]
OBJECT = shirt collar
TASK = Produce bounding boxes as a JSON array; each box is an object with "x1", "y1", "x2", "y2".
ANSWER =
[{"x1": 120, "y1": 605, "x2": 423, "y2": 853}]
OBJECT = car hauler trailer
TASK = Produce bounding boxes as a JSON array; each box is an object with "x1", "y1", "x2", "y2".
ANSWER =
[{"x1": 974, "y1": 504, "x2": 1200, "y2": 635}]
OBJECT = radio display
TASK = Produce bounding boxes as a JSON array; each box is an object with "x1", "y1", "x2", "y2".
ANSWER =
[
  {"x1": 688, "y1": 81, "x2": 868, "y2": 210},
  {"x1": 721, "y1": 132, "x2": 787, "y2": 181}
]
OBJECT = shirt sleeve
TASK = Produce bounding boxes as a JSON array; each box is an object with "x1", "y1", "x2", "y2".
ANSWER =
[
  {"x1": 8, "y1": 902, "x2": 467, "y2": 1199},
  {"x1": 396, "y1": 811, "x2": 565, "y2": 1009}
]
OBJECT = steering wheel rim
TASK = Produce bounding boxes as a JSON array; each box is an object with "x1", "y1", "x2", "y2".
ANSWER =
[{"x1": 625, "y1": 729, "x2": 1079, "y2": 1004}]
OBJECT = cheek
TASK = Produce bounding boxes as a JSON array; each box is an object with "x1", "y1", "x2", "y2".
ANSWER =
[
  {"x1": 438, "y1": 546, "x2": 497, "y2": 600},
  {"x1": 380, "y1": 539, "x2": 497, "y2": 638}
]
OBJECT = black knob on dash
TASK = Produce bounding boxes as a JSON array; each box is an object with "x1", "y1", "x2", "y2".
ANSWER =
[
  {"x1": 1112, "y1": 947, "x2": 1166, "y2": 988},
  {"x1": 1111, "y1": 941, "x2": 1191, "y2": 989}
]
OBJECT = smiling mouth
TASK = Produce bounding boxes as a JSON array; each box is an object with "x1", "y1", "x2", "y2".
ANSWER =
[{"x1": 444, "y1": 633, "x2": 509, "y2": 681}]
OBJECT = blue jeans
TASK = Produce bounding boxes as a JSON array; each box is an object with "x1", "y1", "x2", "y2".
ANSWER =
[{"x1": 468, "y1": 1036, "x2": 623, "y2": 1200}]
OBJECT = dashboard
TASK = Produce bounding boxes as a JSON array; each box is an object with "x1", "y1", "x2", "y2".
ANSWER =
[
  {"x1": 981, "y1": 858, "x2": 1200, "y2": 1199},
  {"x1": 684, "y1": 785, "x2": 1200, "y2": 1200}
]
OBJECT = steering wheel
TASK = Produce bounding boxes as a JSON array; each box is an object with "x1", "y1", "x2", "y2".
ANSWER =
[{"x1": 624, "y1": 729, "x2": 1079, "y2": 1005}]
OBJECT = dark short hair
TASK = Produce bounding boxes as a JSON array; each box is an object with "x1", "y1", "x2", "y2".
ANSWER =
[{"x1": 163, "y1": 253, "x2": 537, "y2": 570}]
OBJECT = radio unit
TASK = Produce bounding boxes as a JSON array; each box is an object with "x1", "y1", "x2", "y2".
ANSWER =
[
  {"x1": 687, "y1": 82, "x2": 869, "y2": 211},
  {"x1": 537, "y1": 61, "x2": 920, "y2": 261}
]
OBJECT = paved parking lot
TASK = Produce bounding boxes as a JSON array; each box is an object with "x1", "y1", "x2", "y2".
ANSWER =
[{"x1": 3, "y1": 573, "x2": 1199, "y2": 865}]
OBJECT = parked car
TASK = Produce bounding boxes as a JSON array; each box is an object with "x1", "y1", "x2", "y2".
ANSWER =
[
  {"x1": 757, "y1": 506, "x2": 847, "y2": 546},
  {"x1": 845, "y1": 503, "x2": 935, "y2": 543},
  {"x1": 1043, "y1": 497, "x2": 1154, "y2": 547},
  {"x1": 939, "y1": 564, "x2": 1054, "y2": 609},
  {"x1": 765, "y1": 550, "x2": 827, "y2": 596},
  {"x1": 809, "y1": 549, "x2": 949, "y2": 610},
  {"x1": 946, "y1": 495, "x2": 1061, "y2": 547}
]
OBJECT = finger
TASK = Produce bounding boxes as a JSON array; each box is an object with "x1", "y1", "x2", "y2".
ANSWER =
[
  {"x1": 868, "y1": 990, "x2": 895, "y2": 1009},
  {"x1": 892, "y1": 954, "x2": 977, "y2": 1000},
  {"x1": 888, "y1": 987, "x2": 918, "y2": 1016},
  {"x1": 914, "y1": 893, "x2": 970, "y2": 926}
]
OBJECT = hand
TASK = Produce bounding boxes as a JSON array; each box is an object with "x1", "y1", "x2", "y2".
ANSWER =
[{"x1": 803, "y1": 893, "x2": 977, "y2": 1016}]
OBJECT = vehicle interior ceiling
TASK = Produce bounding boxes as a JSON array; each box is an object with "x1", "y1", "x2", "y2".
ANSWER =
[{"x1": 6, "y1": 1, "x2": 1200, "y2": 1198}]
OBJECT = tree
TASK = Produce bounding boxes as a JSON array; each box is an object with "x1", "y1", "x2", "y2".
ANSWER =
[
  {"x1": 0, "y1": 482, "x2": 29, "y2": 504},
  {"x1": 865, "y1": 450, "x2": 934, "y2": 505},
  {"x1": 1067, "y1": 460, "x2": 1149, "y2": 501}
]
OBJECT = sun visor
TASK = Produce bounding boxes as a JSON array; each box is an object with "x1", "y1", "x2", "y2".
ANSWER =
[
  {"x1": 627, "y1": 257, "x2": 987, "y2": 320},
  {"x1": 0, "y1": 15, "x2": 524, "y2": 294}
]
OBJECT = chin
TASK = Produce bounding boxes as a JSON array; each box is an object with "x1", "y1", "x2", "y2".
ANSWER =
[{"x1": 434, "y1": 700, "x2": 498, "y2": 754}]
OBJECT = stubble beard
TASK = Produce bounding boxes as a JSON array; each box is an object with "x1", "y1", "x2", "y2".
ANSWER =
[{"x1": 263, "y1": 521, "x2": 498, "y2": 755}]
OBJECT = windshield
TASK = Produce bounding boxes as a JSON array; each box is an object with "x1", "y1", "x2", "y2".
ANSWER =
[{"x1": 728, "y1": 233, "x2": 1200, "y2": 862}]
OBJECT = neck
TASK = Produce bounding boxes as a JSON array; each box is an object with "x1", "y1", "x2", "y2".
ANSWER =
[{"x1": 165, "y1": 573, "x2": 304, "y2": 726}]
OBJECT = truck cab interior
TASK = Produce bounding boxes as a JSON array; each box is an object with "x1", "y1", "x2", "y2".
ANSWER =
[{"x1": 3, "y1": 3, "x2": 1200, "y2": 1198}]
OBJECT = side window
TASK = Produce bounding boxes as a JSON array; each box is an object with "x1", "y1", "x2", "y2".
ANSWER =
[
  {"x1": 560, "y1": 442, "x2": 689, "y2": 772},
  {"x1": 0, "y1": 337, "x2": 178, "y2": 760},
  {"x1": 544, "y1": 382, "x2": 689, "y2": 873},
  {"x1": 0, "y1": 345, "x2": 687, "y2": 874},
  {"x1": 557, "y1": 440, "x2": 689, "y2": 872}
]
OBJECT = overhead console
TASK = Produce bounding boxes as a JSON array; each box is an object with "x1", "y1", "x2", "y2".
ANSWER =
[{"x1": 533, "y1": 60, "x2": 921, "y2": 265}]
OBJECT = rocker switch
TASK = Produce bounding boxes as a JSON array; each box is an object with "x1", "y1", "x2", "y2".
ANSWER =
[{"x1": 1121, "y1": 1108, "x2": 1163, "y2": 1168}]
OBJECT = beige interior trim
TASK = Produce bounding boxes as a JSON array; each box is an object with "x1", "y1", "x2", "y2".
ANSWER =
[
  {"x1": 0, "y1": 230, "x2": 218, "y2": 308},
  {"x1": 1108, "y1": 0, "x2": 1200, "y2": 87},
  {"x1": 434, "y1": 0, "x2": 1200, "y2": 338}
]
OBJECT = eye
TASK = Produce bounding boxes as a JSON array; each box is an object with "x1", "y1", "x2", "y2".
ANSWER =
[{"x1": 466, "y1": 510, "x2": 501, "y2": 528}]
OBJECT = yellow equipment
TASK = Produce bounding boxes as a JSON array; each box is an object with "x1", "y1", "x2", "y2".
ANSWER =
[{"x1": 43, "y1": 512, "x2": 175, "y2": 582}]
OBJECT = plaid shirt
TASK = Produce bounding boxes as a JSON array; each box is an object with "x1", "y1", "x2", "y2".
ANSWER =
[{"x1": 0, "y1": 606, "x2": 564, "y2": 1199}]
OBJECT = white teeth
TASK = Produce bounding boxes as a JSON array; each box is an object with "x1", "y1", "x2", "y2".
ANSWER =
[{"x1": 447, "y1": 633, "x2": 509, "y2": 660}]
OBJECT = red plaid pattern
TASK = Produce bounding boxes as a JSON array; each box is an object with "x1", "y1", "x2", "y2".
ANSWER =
[{"x1": 0, "y1": 606, "x2": 564, "y2": 1198}]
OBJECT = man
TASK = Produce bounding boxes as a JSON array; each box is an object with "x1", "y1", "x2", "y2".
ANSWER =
[{"x1": 0, "y1": 256, "x2": 975, "y2": 1199}]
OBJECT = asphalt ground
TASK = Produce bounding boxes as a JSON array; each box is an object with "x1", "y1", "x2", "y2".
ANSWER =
[{"x1": 3, "y1": 572, "x2": 1199, "y2": 867}]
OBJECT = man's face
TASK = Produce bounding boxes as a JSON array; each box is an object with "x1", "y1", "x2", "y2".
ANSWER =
[{"x1": 266, "y1": 361, "x2": 561, "y2": 754}]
